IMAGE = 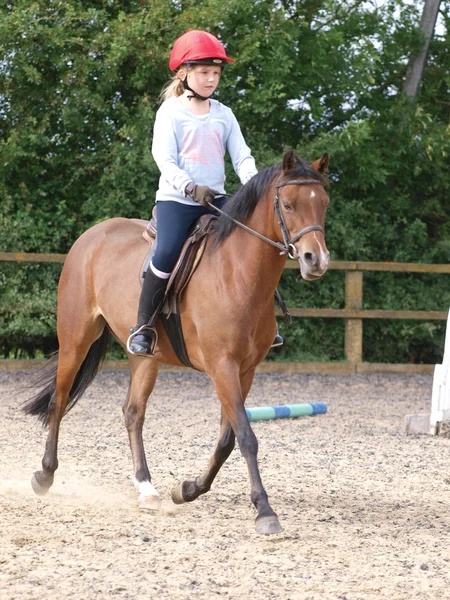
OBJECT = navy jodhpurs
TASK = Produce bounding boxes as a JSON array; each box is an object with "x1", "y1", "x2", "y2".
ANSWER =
[{"x1": 151, "y1": 197, "x2": 228, "y2": 274}]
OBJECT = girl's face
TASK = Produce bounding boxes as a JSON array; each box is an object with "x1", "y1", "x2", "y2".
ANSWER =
[{"x1": 184, "y1": 65, "x2": 222, "y2": 97}]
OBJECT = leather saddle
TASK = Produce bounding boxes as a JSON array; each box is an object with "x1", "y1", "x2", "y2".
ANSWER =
[
  {"x1": 140, "y1": 207, "x2": 217, "y2": 369},
  {"x1": 141, "y1": 206, "x2": 216, "y2": 304}
]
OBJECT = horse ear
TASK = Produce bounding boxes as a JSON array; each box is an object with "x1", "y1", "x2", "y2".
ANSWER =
[
  {"x1": 282, "y1": 149, "x2": 297, "y2": 173},
  {"x1": 310, "y1": 153, "x2": 329, "y2": 174}
]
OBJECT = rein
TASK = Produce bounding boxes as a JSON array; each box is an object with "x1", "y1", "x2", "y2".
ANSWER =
[{"x1": 208, "y1": 179, "x2": 325, "y2": 259}]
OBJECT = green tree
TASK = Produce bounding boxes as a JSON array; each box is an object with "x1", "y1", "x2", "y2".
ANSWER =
[{"x1": 1, "y1": 0, "x2": 449, "y2": 361}]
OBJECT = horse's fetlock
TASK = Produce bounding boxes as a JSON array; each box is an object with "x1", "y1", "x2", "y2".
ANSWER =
[
  {"x1": 251, "y1": 489, "x2": 268, "y2": 508},
  {"x1": 195, "y1": 476, "x2": 210, "y2": 495},
  {"x1": 181, "y1": 477, "x2": 208, "y2": 502},
  {"x1": 135, "y1": 467, "x2": 151, "y2": 483},
  {"x1": 183, "y1": 480, "x2": 198, "y2": 500},
  {"x1": 42, "y1": 457, "x2": 58, "y2": 474}
]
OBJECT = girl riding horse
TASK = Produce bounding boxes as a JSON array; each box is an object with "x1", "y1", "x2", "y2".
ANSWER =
[{"x1": 128, "y1": 29, "x2": 283, "y2": 356}]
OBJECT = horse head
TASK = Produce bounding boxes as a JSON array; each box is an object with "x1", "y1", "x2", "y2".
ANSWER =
[{"x1": 276, "y1": 150, "x2": 330, "y2": 281}]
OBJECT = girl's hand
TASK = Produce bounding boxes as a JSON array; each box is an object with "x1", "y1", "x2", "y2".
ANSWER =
[{"x1": 189, "y1": 184, "x2": 220, "y2": 207}]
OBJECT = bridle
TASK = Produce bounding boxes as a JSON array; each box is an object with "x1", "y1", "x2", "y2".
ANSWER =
[
  {"x1": 208, "y1": 178, "x2": 325, "y2": 260},
  {"x1": 274, "y1": 179, "x2": 325, "y2": 259}
]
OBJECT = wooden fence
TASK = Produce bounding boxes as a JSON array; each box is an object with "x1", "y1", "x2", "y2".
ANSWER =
[
  {"x1": 1, "y1": 252, "x2": 449, "y2": 374},
  {"x1": 282, "y1": 259, "x2": 450, "y2": 363}
]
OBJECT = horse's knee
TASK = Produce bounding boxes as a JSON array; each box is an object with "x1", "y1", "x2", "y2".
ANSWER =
[{"x1": 237, "y1": 428, "x2": 258, "y2": 458}]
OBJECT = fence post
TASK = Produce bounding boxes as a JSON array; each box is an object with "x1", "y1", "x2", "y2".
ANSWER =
[{"x1": 345, "y1": 270, "x2": 363, "y2": 362}]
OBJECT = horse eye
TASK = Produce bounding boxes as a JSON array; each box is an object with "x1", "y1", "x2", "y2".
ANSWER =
[{"x1": 282, "y1": 201, "x2": 292, "y2": 211}]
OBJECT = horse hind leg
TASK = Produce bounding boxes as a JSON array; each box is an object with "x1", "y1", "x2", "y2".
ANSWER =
[
  {"x1": 31, "y1": 356, "x2": 74, "y2": 495},
  {"x1": 31, "y1": 321, "x2": 109, "y2": 496},
  {"x1": 171, "y1": 407, "x2": 235, "y2": 504},
  {"x1": 170, "y1": 369, "x2": 257, "y2": 504},
  {"x1": 123, "y1": 357, "x2": 160, "y2": 510}
]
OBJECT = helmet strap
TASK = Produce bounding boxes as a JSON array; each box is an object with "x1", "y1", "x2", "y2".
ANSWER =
[{"x1": 182, "y1": 73, "x2": 212, "y2": 102}]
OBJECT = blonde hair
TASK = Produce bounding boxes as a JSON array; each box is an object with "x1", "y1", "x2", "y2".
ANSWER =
[{"x1": 160, "y1": 66, "x2": 187, "y2": 102}]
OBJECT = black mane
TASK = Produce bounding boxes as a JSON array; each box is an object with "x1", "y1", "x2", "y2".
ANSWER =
[{"x1": 213, "y1": 157, "x2": 325, "y2": 245}]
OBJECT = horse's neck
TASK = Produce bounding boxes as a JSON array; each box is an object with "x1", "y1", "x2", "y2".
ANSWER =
[{"x1": 220, "y1": 192, "x2": 286, "y2": 298}]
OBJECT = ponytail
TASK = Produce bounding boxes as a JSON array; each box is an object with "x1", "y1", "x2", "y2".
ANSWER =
[{"x1": 159, "y1": 66, "x2": 187, "y2": 102}]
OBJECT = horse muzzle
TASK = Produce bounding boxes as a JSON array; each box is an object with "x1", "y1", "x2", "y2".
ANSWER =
[{"x1": 296, "y1": 246, "x2": 330, "y2": 281}]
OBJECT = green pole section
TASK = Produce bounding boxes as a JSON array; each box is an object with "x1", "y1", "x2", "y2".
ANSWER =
[
  {"x1": 245, "y1": 403, "x2": 327, "y2": 422},
  {"x1": 289, "y1": 404, "x2": 314, "y2": 418},
  {"x1": 246, "y1": 406, "x2": 276, "y2": 421}
]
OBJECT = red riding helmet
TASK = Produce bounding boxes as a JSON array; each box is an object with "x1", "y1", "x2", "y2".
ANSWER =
[{"x1": 169, "y1": 30, "x2": 235, "y2": 71}]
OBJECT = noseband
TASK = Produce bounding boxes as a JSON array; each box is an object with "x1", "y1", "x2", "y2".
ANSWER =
[{"x1": 208, "y1": 179, "x2": 325, "y2": 259}]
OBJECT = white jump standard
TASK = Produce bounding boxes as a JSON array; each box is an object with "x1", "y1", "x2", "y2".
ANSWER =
[{"x1": 405, "y1": 308, "x2": 450, "y2": 435}]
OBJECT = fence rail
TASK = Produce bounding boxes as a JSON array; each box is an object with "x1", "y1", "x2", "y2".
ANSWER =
[
  {"x1": 283, "y1": 259, "x2": 450, "y2": 363},
  {"x1": 2, "y1": 252, "x2": 449, "y2": 369}
]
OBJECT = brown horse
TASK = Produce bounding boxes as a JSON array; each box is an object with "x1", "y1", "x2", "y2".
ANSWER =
[{"x1": 23, "y1": 150, "x2": 330, "y2": 535}]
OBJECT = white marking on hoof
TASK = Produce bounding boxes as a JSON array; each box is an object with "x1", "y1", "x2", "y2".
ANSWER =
[
  {"x1": 138, "y1": 493, "x2": 161, "y2": 511},
  {"x1": 134, "y1": 478, "x2": 161, "y2": 511}
]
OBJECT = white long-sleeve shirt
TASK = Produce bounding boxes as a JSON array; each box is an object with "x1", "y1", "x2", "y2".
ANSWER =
[{"x1": 152, "y1": 97, "x2": 258, "y2": 206}]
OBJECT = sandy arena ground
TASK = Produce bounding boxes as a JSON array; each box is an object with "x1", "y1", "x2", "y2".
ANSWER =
[{"x1": 1, "y1": 368, "x2": 450, "y2": 600}]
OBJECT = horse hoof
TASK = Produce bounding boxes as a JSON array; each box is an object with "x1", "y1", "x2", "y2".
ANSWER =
[
  {"x1": 138, "y1": 494, "x2": 161, "y2": 511},
  {"x1": 171, "y1": 483, "x2": 186, "y2": 505},
  {"x1": 31, "y1": 473, "x2": 51, "y2": 497},
  {"x1": 255, "y1": 515, "x2": 284, "y2": 535}
]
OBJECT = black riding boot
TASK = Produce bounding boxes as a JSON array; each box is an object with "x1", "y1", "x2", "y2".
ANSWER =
[{"x1": 127, "y1": 269, "x2": 168, "y2": 357}]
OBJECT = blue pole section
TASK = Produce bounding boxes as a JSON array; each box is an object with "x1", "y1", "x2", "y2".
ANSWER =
[{"x1": 245, "y1": 402, "x2": 327, "y2": 422}]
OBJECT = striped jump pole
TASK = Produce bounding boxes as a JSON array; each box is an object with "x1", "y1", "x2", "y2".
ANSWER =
[{"x1": 245, "y1": 402, "x2": 327, "y2": 422}]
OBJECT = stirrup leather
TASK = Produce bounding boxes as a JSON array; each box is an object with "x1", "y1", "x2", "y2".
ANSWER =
[{"x1": 127, "y1": 323, "x2": 159, "y2": 356}]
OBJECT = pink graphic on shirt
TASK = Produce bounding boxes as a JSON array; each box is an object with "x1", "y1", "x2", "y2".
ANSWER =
[{"x1": 182, "y1": 128, "x2": 224, "y2": 167}]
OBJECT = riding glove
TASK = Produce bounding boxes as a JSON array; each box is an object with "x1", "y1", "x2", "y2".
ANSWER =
[{"x1": 185, "y1": 183, "x2": 220, "y2": 207}]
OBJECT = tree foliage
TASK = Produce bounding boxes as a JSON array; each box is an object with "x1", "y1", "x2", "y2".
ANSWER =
[{"x1": 1, "y1": 0, "x2": 449, "y2": 361}]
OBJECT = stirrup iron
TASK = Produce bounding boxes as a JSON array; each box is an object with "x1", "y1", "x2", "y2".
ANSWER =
[{"x1": 127, "y1": 323, "x2": 158, "y2": 356}]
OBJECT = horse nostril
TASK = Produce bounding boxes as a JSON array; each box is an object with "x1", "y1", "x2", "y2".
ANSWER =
[{"x1": 304, "y1": 252, "x2": 317, "y2": 266}]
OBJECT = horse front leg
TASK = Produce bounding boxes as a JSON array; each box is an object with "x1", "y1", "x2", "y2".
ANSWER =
[
  {"x1": 206, "y1": 363, "x2": 283, "y2": 534},
  {"x1": 232, "y1": 401, "x2": 283, "y2": 535},
  {"x1": 123, "y1": 357, "x2": 161, "y2": 510}
]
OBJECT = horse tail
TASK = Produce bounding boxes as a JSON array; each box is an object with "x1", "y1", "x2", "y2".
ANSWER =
[{"x1": 22, "y1": 327, "x2": 112, "y2": 427}]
